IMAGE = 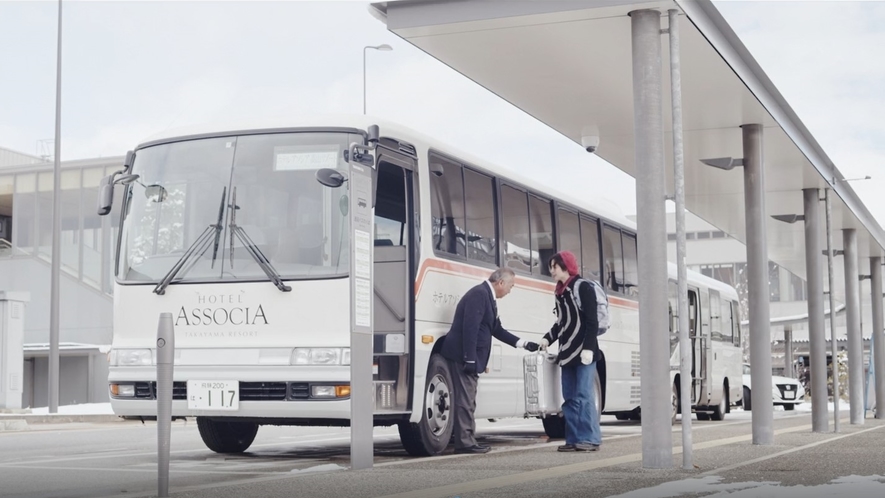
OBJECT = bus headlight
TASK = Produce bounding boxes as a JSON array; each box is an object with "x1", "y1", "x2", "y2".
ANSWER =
[
  {"x1": 290, "y1": 348, "x2": 347, "y2": 365},
  {"x1": 112, "y1": 349, "x2": 153, "y2": 366}
]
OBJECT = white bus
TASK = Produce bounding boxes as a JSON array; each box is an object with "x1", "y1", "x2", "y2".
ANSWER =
[{"x1": 99, "y1": 116, "x2": 742, "y2": 456}]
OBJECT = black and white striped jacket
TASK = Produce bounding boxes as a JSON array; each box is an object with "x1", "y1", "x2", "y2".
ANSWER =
[{"x1": 542, "y1": 276, "x2": 600, "y2": 367}]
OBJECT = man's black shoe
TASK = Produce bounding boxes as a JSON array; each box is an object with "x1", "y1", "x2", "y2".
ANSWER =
[{"x1": 454, "y1": 445, "x2": 491, "y2": 454}]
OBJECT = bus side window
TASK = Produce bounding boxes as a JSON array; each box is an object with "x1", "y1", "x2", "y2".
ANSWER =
[
  {"x1": 602, "y1": 225, "x2": 623, "y2": 293},
  {"x1": 688, "y1": 290, "x2": 697, "y2": 336},
  {"x1": 529, "y1": 194, "x2": 554, "y2": 276},
  {"x1": 501, "y1": 185, "x2": 532, "y2": 274},
  {"x1": 622, "y1": 233, "x2": 638, "y2": 297},
  {"x1": 557, "y1": 208, "x2": 582, "y2": 269},
  {"x1": 580, "y1": 216, "x2": 601, "y2": 281},
  {"x1": 429, "y1": 153, "x2": 466, "y2": 257},
  {"x1": 463, "y1": 168, "x2": 497, "y2": 264},
  {"x1": 374, "y1": 162, "x2": 407, "y2": 246}
]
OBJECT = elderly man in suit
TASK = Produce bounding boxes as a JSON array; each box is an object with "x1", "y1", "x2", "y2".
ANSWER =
[{"x1": 441, "y1": 267, "x2": 540, "y2": 454}]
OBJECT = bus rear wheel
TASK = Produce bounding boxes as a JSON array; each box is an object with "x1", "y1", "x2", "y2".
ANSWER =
[
  {"x1": 398, "y1": 354, "x2": 453, "y2": 456},
  {"x1": 710, "y1": 384, "x2": 728, "y2": 421},
  {"x1": 196, "y1": 417, "x2": 259, "y2": 454}
]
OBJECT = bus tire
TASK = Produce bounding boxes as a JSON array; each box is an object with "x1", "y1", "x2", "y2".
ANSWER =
[
  {"x1": 742, "y1": 386, "x2": 752, "y2": 411},
  {"x1": 710, "y1": 383, "x2": 728, "y2": 421},
  {"x1": 196, "y1": 417, "x2": 258, "y2": 454},
  {"x1": 670, "y1": 382, "x2": 679, "y2": 424},
  {"x1": 398, "y1": 354, "x2": 454, "y2": 456},
  {"x1": 542, "y1": 415, "x2": 566, "y2": 439}
]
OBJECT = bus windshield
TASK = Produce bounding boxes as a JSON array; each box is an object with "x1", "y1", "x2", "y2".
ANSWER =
[{"x1": 118, "y1": 131, "x2": 358, "y2": 285}]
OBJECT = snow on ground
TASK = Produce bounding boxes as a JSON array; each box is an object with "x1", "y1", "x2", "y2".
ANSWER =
[
  {"x1": 27, "y1": 403, "x2": 115, "y2": 415},
  {"x1": 608, "y1": 475, "x2": 885, "y2": 498}
]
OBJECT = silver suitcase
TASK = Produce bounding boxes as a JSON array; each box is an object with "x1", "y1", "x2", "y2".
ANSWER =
[{"x1": 523, "y1": 352, "x2": 564, "y2": 417}]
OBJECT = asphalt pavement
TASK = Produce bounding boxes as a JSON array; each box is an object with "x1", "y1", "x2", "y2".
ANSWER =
[{"x1": 162, "y1": 412, "x2": 885, "y2": 498}]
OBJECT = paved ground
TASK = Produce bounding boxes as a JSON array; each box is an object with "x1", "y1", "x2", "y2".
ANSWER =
[
  {"x1": 161, "y1": 412, "x2": 885, "y2": 498},
  {"x1": 2, "y1": 409, "x2": 883, "y2": 498}
]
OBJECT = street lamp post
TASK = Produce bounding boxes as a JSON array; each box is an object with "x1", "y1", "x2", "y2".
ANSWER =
[{"x1": 363, "y1": 44, "x2": 392, "y2": 115}]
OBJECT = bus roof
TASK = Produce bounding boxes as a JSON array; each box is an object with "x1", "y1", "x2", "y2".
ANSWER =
[{"x1": 137, "y1": 114, "x2": 636, "y2": 229}]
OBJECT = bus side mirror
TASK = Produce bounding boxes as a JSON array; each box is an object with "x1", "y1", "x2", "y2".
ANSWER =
[
  {"x1": 316, "y1": 168, "x2": 347, "y2": 188},
  {"x1": 98, "y1": 174, "x2": 116, "y2": 216}
]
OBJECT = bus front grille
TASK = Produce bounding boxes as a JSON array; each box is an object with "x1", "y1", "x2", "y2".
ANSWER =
[{"x1": 240, "y1": 382, "x2": 288, "y2": 401}]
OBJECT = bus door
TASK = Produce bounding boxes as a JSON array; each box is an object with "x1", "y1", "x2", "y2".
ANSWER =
[
  {"x1": 371, "y1": 144, "x2": 417, "y2": 414},
  {"x1": 694, "y1": 288, "x2": 713, "y2": 406},
  {"x1": 687, "y1": 288, "x2": 701, "y2": 405}
]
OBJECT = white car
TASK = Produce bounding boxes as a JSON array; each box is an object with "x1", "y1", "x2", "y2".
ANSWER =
[{"x1": 741, "y1": 364, "x2": 804, "y2": 411}]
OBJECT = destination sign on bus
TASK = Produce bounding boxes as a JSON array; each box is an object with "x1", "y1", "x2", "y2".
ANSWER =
[{"x1": 274, "y1": 145, "x2": 340, "y2": 171}]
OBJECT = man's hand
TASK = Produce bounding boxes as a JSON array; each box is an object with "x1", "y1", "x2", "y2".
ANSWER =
[
  {"x1": 538, "y1": 339, "x2": 549, "y2": 351},
  {"x1": 463, "y1": 361, "x2": 477, "y2": 375},
  {"x1": 524, "y1": 341, "x2": 541, "y2": 352},
  {"x1": 580, "y1": 350, "x2": 594, "y2": 365}
]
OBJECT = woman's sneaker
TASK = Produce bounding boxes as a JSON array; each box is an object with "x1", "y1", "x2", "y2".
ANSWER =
[
  {"x1": 574, "y1": 443, "x2": 600, "y2": 451},
  {"x1": 557, "y1": 444, "x2": 576, "y2": 452}
]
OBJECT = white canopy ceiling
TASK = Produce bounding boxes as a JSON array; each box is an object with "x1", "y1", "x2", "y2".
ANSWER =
[{"x1": 371, "y1": 0, "x2": 885, "y2": 302}]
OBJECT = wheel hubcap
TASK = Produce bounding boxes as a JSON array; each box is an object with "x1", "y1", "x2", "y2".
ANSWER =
[{"x1": 425, "y1": 374, "x2": 450, "y2": 436}]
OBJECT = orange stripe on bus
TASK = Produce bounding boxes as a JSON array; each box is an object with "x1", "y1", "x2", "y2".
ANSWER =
[
  {"x1": 414, "y1": 259, "x2": 554, "y2": 299},
  {"x1": 412, "y1": 259, "x2": 641, "y2": 310}
]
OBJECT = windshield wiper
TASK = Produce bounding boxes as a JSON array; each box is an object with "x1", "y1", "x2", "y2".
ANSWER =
[
  {"x1": 228, "y1": 187, "x2": 292, "y2": 292},
  {"x1": 153, "y1": 188, "x2": 227, "y2": 295}
]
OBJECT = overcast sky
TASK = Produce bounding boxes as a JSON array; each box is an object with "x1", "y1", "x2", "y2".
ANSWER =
[{"x1": 1, "y1": 1, "x2": 883, "y2": 224}]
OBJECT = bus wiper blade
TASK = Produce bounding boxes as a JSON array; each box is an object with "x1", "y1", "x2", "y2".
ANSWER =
[
  {"x1": 153, "y1": 188, "x2": 227, "y2": 295},
  {"x1": 228, "y1": 187, "x2": 291, "y2": 292},
  {"x1": 210, "y1": 187, "x2": 227, "y2": 268}
]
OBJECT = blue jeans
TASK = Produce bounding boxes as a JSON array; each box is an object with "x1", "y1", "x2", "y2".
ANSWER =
[{"x1": 560, "y1": 360, "x2": 601, "y2": 446}]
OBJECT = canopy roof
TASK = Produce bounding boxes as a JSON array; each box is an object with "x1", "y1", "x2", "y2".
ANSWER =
[{"x1": 371, "y1": 0, "x2": 885, "y2": 301}]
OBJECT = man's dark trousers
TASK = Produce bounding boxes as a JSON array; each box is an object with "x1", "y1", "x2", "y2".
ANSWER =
[{"x1": 448, "y1": 358, "x2": 479, "y2": 449}]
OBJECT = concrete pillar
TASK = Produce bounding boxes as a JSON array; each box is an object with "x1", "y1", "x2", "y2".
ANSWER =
[
  {"x1": 743, "y1": 124, "x2": 773, "y2": 444},
  {"x1": 842, "y1": 229, "x2": 863, "y2": 424},
  {"x1": 804, "y1": 188, "x2": 828, "y2": 432},
  {"x1": 0, "y1": 292, "x2": 30, "y2": 409},
  {"x1": 630, "y1": 8, "x2": 672, "y2": 469},
  {"x1": 870, "y1": 257, "x2": 885, "y2": 419}
]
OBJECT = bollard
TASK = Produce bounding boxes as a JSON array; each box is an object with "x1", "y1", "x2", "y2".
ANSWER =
[{"x1": 156, "y1": 312, "x2": 175, "y2": 497}]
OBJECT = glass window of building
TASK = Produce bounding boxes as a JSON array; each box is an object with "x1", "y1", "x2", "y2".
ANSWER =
[
  {"x1": 13, "y1": 173, "x2": 36, "y2": 254},
  {"x1": 768, "y1": 261, "x2": 781, "y2": 302}
]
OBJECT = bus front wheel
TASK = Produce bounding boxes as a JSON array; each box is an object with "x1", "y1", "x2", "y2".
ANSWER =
[
  {"x1": 196, "y1": 417, "x2": 259, "y2": 454},
  {"x1": 398, "y1": 354, "x2": 454, "y2": 456}
]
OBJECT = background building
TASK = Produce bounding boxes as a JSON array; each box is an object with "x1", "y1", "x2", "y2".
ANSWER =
[
  {"x1": 661, "y1": 212, "x2": 873, "y2": 379},
  {"x1": 0, "y1": 147, "x2": 122, "y2": 407}
]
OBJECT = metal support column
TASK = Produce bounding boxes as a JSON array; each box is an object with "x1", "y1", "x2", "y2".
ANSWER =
[
  {"x1": 48, "y1": 0, "x2": 63, "y2": 415},
  {"x1": 630, "y1": 8, "x2": 672, "y2": 468},
  {"x1": 743, "y1": 123, "x2": 773, "y2": 444},
  {"x1": 871, "y1": 257, "x2": 885, "y2": 419},
  {"x1": 667, "y1": 8, "x2": 693, "y2": 470},
  {"x1": 784, "y1": 325, "x2": 793, "y2": 377},
  {"x1": 842, "y1": 229, "x2": 863, "y2": 424},
  {"x1": 805, "y1": 188, "x2": 829, "y2": 432},
  {"x1": 824, "y1": 188, "x2": 840, "y2": 431}
]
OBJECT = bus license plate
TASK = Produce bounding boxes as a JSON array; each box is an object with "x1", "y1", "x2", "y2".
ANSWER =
[{"x1": 187, "y1": 380, "x2": 239, "y2": 410}]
